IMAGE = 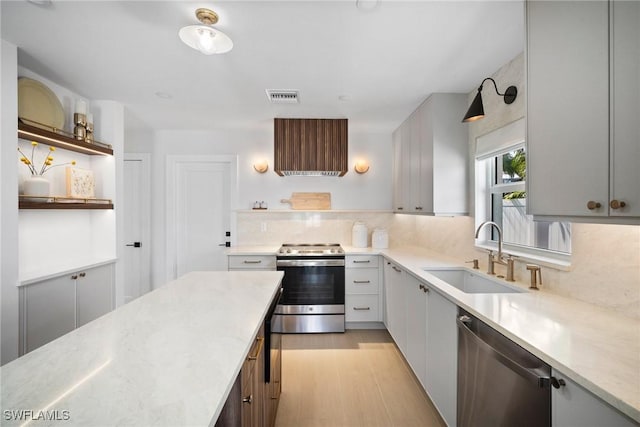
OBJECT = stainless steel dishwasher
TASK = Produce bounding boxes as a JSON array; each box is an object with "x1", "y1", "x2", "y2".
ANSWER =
[{"x1": 457, "y1": 309, "x2": 552, "y2": 427}]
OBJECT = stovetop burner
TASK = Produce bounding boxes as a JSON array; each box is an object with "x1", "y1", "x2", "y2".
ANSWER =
[{"x1": 278, "y1": 243, "x2": 344, "y2": 256}]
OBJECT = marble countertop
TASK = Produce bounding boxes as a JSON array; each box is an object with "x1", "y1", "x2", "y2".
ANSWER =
[
  {"x1": 0, "y1": 271, "x2": 284, "y2": 426},
  {"x1": 227, "y1": 245, "x2": 640, "y2": 422}
]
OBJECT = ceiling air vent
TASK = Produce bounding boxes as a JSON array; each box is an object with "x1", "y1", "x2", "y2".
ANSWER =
[{"x1": 266, "y1": 89, "x2": 299, "y2": 104}]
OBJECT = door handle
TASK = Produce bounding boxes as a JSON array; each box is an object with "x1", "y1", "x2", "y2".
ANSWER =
[{"x1": 126, "y1": 242, "x2": 141, "y2": 248}]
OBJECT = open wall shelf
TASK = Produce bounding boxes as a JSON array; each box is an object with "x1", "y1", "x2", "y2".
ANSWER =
[
  {"x1": 18, "y1": 119, "x2": 113, "y2": 156},
  {"x1": 19, "y1": 196, "x2": 113, "y2": 210}
]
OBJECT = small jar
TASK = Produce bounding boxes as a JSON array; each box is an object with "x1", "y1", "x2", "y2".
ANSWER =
[
  {"x1": 372, "y1": 228, "x2": 389, "y2": 249},
  {"x1": 352, "y1": 221, "x2": 368, "y2": 248}
]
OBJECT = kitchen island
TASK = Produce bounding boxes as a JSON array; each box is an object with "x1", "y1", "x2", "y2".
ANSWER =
[{"x1": 0, "y1": 271, "x2": 283, "y2": 426}]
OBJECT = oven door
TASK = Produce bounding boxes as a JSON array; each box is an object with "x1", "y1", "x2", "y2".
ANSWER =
[{"x1": 276, "y1": 258, "x2": 345, "y2": 307}]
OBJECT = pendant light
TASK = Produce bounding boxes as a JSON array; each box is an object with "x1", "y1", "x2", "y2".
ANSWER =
[
  {"x1": 462, "y1": 78, "x2": 517, "y2": 123},
  {"x1": 179, "y1": 8, "x2": 233, "y2": 55}
]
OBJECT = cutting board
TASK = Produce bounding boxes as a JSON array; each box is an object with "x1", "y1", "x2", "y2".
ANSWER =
[{"x1": 281, "y1": 192, "x2": 331, "y2": 210}]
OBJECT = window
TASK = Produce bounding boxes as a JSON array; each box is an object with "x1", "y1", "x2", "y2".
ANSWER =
[{"x1": 475, "y1": 120, "x2": 571, "y2": 265}]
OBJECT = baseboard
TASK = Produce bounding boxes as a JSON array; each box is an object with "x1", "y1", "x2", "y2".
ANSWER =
[{"x1": 345, "y1": 321, "x2": 386, "y2": 330}]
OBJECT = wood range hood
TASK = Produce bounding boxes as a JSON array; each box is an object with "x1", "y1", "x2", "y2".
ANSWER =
[{"x1": 274, "y1": 118, "x2": 348, "y2": 176}]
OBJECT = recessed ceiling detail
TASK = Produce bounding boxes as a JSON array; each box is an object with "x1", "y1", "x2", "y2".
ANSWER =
[{"x1": 266, "y1": 90, "x2": 300, "y2": 104}]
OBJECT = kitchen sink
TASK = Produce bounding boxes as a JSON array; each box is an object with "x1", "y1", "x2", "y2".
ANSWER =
[{"x1": 422, "y1": 268, "x2": 526, "y2": 294}]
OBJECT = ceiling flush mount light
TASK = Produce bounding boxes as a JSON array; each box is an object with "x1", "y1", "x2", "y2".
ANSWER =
[
  {"x1": 179, "y1": 8, "x2": 233, "y2": 55},
  {"x1": 462, "y1": 78, "x2": 518, "y2": 123},
  {"x1": 354, "y1": 159, "x2": 370, "y2": 174}
]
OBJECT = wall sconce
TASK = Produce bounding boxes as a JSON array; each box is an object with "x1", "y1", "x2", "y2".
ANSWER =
[
  {"x1": 354, "y1": 159, "x2": 370, "y2": 174},
  {"x1": 462, "y1": 77, "x2": 518, "y2": 123},
  {"x1": 253, "y1": 159, "x2": 269, "y2": 173}
]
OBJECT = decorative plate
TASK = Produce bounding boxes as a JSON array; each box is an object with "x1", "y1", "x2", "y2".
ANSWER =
[{"x1": 18, "y1": 77, "x2": 65, "y2": 130}]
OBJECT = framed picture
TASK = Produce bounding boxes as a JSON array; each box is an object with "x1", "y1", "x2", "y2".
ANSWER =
[{"x1": 66, "y1": 167, "x2": 95, "y2": 198}]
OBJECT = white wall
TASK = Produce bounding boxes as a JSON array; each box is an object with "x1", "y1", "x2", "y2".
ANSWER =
[
  {"x1": 1, "y1": 40, "x2": 20, "y2": 364},
  {"x1": 130, "y1": 127, "x2": 392, "y2": 286}
]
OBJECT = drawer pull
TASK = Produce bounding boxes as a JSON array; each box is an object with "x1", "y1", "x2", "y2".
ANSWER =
[
  {"x1": 392, "y1": 266, "x2": 402, "y2": 273},
  {"x1": 243, "y1": 260, "x2": 262, "y2": 264},
  {"x1": 353, "y1": 280, "x2": 371, "y2": 284},
  {"x1": 353, "y1": 307, "x2": 371, "y2": 311},
  {"x1": 247, "y1": 337, "x2": 264, "y2": 361},
  {"x1": 353, "y1": 260, "x2": 371, "y2": 264}
]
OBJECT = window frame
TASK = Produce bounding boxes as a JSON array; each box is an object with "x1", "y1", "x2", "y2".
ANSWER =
[{"x1": 475, "y1": 142, "x2": 572, "y2": 270}]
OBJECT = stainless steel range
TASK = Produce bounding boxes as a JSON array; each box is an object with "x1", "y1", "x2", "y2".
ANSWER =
[{"x1": 273, "y1": 244, "x2": 345, "y2": 333}]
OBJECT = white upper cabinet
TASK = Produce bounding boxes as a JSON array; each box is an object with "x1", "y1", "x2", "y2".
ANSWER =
[
  {"x1": 610, "y1": 1, "x2": 640, "y2": 218},
  {"x1": 392, "y1": 93, "x2": 468, "y2": 215},
  {"x1": 526, "y1": 0, "x2": 640, "y2": 221}
]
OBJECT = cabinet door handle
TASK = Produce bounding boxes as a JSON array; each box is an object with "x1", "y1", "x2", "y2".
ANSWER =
[
  {"x1": 79, "y1": 272, "x2": 86, "y2": 278},
  {"x1": 247, "y1": 337, "x2": 264, "y2": 361},
  {"x1": 353, "y1": 280, "x2": 371, "y2": 284},
  {"x1": 610, "y1": 200, "x2": 626, "y2": 209},
  {"x1": 587, "y1": 201, "x2": 601, "y2": 210},
  {"x1": 71, "y1": 275, "x2": 78, "y2": 280},
  {"x1": 353, "y1": 307, "x2": 371, "y2": 311},
  {"x1": 243, "y1": 395, "x2": 253, "y2": 404},
  {"x1": 353, "y1": 260, "x2": 371, "y2": 264},
  {"x1": 392, "y1": 266, "x2": 402, "y2": 273},
  {"x1": 243, "y1": 260, "x2": 262, "y2": 264},
  {"x1": 397, "y1": 207, "x2": 404, "y2": 210},
  {"x1": 550, "y1": 377, "x2": 566, "y2": 389}
]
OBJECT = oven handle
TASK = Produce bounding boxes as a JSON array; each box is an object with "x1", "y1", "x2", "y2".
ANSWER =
[{"x1": 276, "y1": 259, "x2": 345, "y2": 267}]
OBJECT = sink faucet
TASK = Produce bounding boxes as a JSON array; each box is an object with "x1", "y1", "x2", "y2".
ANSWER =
[{"x1": 474, "y1": 221, "x2": 516, "y2": 281}]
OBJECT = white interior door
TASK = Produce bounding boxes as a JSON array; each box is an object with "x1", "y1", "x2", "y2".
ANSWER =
[
  {"x1": 167, "y1": 156, "x2": 235, "y2": 280},
  {"x1": 123, "y1": 155, "x2": 151, "y2": 303}
]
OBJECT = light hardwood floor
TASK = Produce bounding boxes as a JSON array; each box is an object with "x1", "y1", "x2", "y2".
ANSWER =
[{"x1": 274, "y1": 329, "x2": 447, "y2": 427}]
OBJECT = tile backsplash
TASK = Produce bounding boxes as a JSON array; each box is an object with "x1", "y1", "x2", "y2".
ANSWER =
[{"x1": 237, "y1": 211, "x2": 639, "y2": 319}]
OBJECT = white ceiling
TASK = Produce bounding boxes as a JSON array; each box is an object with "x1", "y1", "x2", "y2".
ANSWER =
[{"x1": 1, "y1": 1, "x2": 524, "y2": 133}]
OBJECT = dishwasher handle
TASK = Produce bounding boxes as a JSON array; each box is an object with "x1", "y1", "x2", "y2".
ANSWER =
[{"x1": 457, "y1": 315, "x2": 551, "y2": 389}]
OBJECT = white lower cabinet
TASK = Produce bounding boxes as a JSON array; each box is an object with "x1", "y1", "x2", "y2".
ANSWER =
[
  {"x1": 228, "y1": 255, "x2": 276, "y2": 271},
  {"x1": 405, "y1": 275, "x2": 427, "y2": 388},
  {"x1": 21, "y1": 263, "x2": 114, "y2": 354},
  {"x1": 23, "y1": 275, "x2": 76, "y2": 354},
  {"x1": 345, "y1": 255, "x2": 382, "y2": 324},
  {"x1": 383, "y1": 260, "x2": 407, "y2": 354},
  {"x1": 552, "y1": 369, "x2": 637, "y2": 427},
  {"x1": 76, "y1": 264, "x2": 114, "y2": 327},
  {"x1": 345, "y1": 295, "x2": 379, "y2": 322},
  {"x1": 425, "y1": 288, "x2": 457, "y2": 427},
  {"x1": 383, "y1": 261, "x2": 458, "y2": 426}
]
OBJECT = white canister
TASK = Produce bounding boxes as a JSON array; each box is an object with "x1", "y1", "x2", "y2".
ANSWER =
[
  {"x1": 372, "y1": 228, "x2": 389, "y2": 249},
  {"x1": 352, "y1": 221, "x2": 368, "y2": 248}
]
